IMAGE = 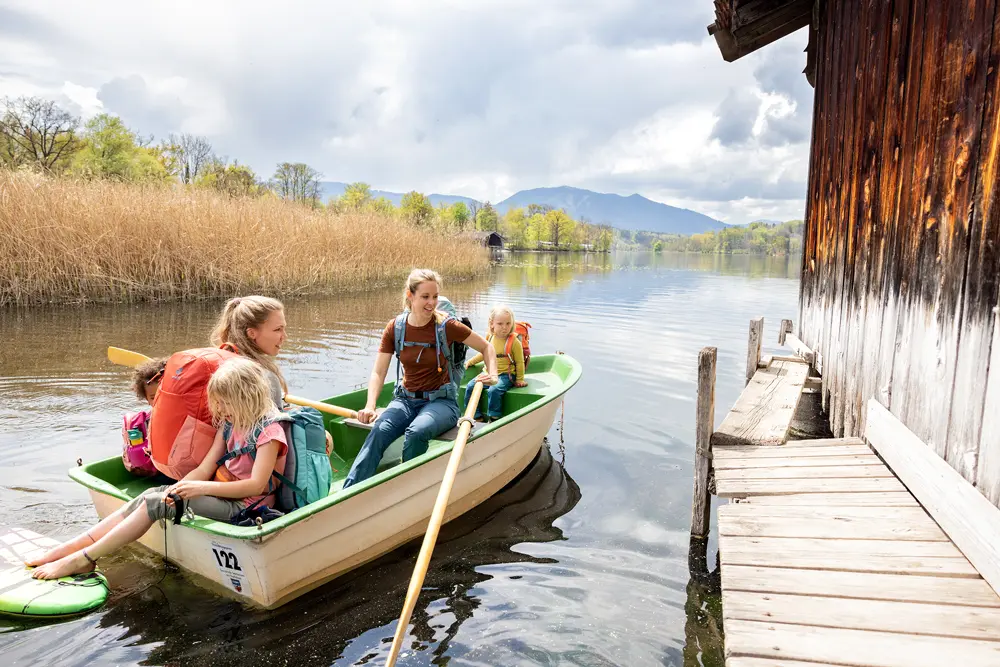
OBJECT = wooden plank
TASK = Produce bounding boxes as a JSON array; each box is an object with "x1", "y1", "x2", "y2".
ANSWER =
[
  {"x1": 715, "y1": 439, "x2": 867, "y2": 456},
  {"x1": 691, "y1": 347, "x2": 717, "y2": 539},
  {"x1": 979, "y1": 310, "x2": 1000, "y2": 504},
  {"x1": 714, "y1": 454, "x2": 882, "y2": 470},
  {"x1": 722, "y1": 590, "x2": 1000, "y2": 642},
  {"x1": 714, "y1": 360, "x2": 811, "y2": 447},
  {"x1": 741, "y1": 492, "x2": 918, "y2": 506},
  {"x1": 783, "y1": 333, "x2": 815, "y2": 367},
  {"x1": 779, "y1": 318, "x2": 793, "y2": 345},
  {"x1": 866, "y1": 399, "x2": 1000, "y2": 595},
  {"x1": 715, "y1": 465, "x2": 894, "y2": 480},
  {"x1": 721, "y1": 564, "x2": 1000, "y2": 607},
  {"x1": 724, "y1": 619, "x2": 1000, "y2": 666},
  {"x1": 721, "y1": 504, "x2": 931, "y2": 521},
  {"x1": 717, "y1": 476, "x2": 907, "y2": 498},
  {"x1": 719, "y1": 513, "x2": 948, "y2": 542},
  {"x1": 727, "y1": 660, "x2": 842, "y2": 667},
  {"x1": 746, "y1": 316, "x2": 764, "y2": 385}
]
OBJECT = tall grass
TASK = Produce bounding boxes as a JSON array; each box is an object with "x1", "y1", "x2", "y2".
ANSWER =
[{"x1": 0, "y1": 172, "x2": 490, "y2": 307}]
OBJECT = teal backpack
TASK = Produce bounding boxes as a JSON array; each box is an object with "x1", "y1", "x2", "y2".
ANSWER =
[{"x1": 219, "y1": 406, "x2": 332, "y2": 512}]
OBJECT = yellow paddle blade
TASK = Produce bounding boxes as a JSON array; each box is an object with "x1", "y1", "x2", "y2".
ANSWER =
[{"x1": 107, "y1": 346, "x2": 152, "y2": 368}]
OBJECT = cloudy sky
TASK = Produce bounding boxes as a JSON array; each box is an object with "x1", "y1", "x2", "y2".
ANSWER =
[{"x1": 0, "y1": 1, "x2": 811, "y2": 224}]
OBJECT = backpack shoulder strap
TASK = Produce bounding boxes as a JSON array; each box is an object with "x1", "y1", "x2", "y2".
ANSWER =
[
  {"x1": 504, "y1": 333, "x2": 516, "y2": 360},
  {"x1": 393, "y1": 314, "x2": 407, "y2": 359},
  {"x1": 436, "y1": 314, "x2": 454, "y2": 364}
]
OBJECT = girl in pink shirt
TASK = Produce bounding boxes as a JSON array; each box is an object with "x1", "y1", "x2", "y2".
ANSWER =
[{"x1": 28, "y1": 358, "x2": 286, "y2": 580}]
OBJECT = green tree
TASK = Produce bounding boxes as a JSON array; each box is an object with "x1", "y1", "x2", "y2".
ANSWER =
[
  {"x1": 476, "y1": 202, "x2": 499, "y2": 231},
  {"x1": 449, "y1": 202, "x2": 470, "y2": 230},
  {"x1": 501, "y1": 207, "x2": 529, "y2": 248},
  {"x1": 370, "y1": 196, "x2": 395, "y2": 216},
  {"x1": 596, "y1": 227, "x2": 614, "y2": 252},
  {"x1": 545, "y1": 209, "x2": 575, "y2": 247},
  {"x1": 340, "y1": 182, "x2": 373, "y2": 211},
  {"x1": 196, "y1": 159, "x2": 264, "y2": 197},
  {"x1": 271, "y1": 162, "x2": 322, "y2": 207},
  {"x1": 70, "y1": 114, "x2": 169, "y2": 182},
  {"x1": 653, "y1": 239, "x2": 663, "y2": 253},
  {"x1": 400, "y1": 191, "x2": 433, "y2": 226}
]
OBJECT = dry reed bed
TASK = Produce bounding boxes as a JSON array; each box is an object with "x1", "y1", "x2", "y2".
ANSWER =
[{"x1": 0, "y1": 172, "x2": 489, "y2": 306}]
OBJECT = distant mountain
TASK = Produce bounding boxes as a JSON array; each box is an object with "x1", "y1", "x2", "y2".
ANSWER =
[
  {"x1": 320, "y1": 181, "x2": 726, "y2": 235},
  {"x1": 319, "y1": 182, "x2": 478, "y2": 209},
  {"x1": 496, "y1": 186, "x2": 727, "y2": 235}
]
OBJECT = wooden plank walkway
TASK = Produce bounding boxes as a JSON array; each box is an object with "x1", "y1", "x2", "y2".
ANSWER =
[
  {"x1": 716, "y1": 437, "x2": 1000, "y2": 666},
  {"x1": 713, "y1": 359, "x2": 810, "y2": 447}
]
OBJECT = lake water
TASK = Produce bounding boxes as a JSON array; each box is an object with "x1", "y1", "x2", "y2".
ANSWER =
[{"x1": 0, "y1": 251, "x2": 801, "y2": 666}]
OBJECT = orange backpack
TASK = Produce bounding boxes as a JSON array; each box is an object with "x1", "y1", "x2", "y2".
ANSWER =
[
  {"x1": 500, "y1": 321, "x2": 531, "y2": 371},
  {"x1": 149, "y1": 347, "x2": 238, "y2": 479}
]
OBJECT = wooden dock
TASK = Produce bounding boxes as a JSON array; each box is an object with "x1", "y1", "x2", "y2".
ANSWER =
[{"x1": 690, "y1": 319, "x2": 1000, "y2": 666}]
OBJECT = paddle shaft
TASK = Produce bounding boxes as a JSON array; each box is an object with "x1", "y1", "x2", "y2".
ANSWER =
[
  {"x1": 107, "y1": 346, "x2": 356, "y2": 419},
  {"x1": 385, "y1": 381, "x2": 484, "y2": 667}
]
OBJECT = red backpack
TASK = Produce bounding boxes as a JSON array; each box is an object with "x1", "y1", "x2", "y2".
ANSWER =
[{"x1": 149, "y1": 347, "x2": 238, "y2": 479}]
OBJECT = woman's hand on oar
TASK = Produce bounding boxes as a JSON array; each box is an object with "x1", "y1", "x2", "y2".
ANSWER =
[{"x1": 385, "y1": 380, "x2": 484, "y2": 667}]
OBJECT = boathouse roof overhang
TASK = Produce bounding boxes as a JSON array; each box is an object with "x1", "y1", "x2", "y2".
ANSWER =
[{"x1": 707, "y1": 0, "x2": 813, "y2": 62}]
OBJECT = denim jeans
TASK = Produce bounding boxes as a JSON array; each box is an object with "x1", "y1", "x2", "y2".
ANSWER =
[
  {"x1": 342, "y1": 395, "x2": 460, "y2": 488},
  {"x1": 465, "y1": 373, "x2": 514, "y2": 418}
]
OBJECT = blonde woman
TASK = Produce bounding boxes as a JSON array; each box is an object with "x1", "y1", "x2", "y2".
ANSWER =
[
  {"x1": 464, "y1": 304, "x2": 526, "y2": 422},
  {"x1": 343, "y1": 269, "x2": 498, "y2": 488},
  {"x1": 28, "y1": 358, "x2": 287, "y2": 580},
  {"x1": 211, "y1": 295, "x2": 288, "y2": 408}
]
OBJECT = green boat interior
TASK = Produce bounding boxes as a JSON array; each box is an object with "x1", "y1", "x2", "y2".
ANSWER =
[{"x1": 69, "y1": 354, "x2": 580, "y2": 539}]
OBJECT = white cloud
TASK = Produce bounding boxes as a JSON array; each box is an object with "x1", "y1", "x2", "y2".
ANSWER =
[{"x1": 0, "y1": 1, "x2": 812, "y2": 224}]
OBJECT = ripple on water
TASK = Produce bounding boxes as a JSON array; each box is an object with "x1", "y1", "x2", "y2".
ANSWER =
[{"x1": 0, "y1": 252, "x2": 800, "y2": 665}]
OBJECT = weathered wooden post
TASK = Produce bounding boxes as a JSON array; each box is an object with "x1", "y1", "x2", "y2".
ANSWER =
[
  {"x1": 779, "y1": 319, "x2": 793, "y2": 345},
  {"x1": 745, "y1": 317, "x2": 764, "y2": 385},
  {"x1": 691, "y1": 346, "x2": 717, "y2": 539}
]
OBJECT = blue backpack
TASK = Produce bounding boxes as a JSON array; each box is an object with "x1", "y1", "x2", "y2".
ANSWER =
[
  {"x1": 393, "y1": 296, "x2": 470, "y2": 399},
  {"x1": 219, "y1": 406, "x2": 332, "y2": 512}
]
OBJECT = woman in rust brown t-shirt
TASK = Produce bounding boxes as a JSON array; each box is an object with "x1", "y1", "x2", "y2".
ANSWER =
[{"x1": 342, "y1": 269, "x2": 498, "y2": 488}]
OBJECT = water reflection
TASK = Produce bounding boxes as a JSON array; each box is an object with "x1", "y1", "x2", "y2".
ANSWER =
[{"x1": 0, "y1": 250, "x2": 802, "y2": 665}]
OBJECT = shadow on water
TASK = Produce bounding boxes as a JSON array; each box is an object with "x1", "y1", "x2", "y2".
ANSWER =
[
  {"x1": 1, "y1": 250, "x2": 802, "y2": 665},
  {"x1": 2, "y1": 446, "x2": 581, "y2": 666}
]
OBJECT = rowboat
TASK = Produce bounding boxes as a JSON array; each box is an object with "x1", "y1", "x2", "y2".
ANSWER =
[{"x1": 69, "y1": 353, "x2": 581, "y2": 609}]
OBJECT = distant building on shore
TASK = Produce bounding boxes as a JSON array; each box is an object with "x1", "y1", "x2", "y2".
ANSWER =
[{"x1": 462, "y1": 231, "x2": 504, "y2": 249}]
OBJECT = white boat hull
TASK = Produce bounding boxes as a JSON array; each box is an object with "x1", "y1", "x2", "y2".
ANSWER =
[{"x1": 88, "y1": 398, "x2": 562, "y2": 608}]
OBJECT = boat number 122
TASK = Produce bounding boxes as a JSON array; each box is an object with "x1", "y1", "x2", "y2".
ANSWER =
[{"x1": 213, "y1": 547, "x2": 242, "y2": 572}]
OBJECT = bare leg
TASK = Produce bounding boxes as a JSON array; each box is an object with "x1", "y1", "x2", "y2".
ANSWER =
[
  {"x1": 31, "y1": 506, "x2": 156, "y2": 580},
  {"x1": 23, "y1": 510, "x2": 126, "y2": 567}
]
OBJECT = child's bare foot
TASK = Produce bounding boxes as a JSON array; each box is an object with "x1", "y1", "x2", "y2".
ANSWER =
[
  {"x1": 23, "y1": 531, "x2": 95, "y2": 567},
  {"x1": 30, "y1": 551, "x2": 95, "y2": 580}
]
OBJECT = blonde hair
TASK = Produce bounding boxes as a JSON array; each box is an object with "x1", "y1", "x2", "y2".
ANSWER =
[
  {"x1": 487, "y1": 305, "x2": 516, "y2": 336},
  {"x1": 402, "y1": 268, "x2": 442, "y2": 310},
  {"x1": 210, "y1": 295, "x2": 287, "y2": 392},
  {"x1": 207, "y1": 358, "x2": 279, "y2": 432}
]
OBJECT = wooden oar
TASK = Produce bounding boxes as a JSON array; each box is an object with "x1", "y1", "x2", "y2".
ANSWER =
[
  {"x1": 106, "y1": 346, "x2": 357, "y2": 419},
  {"x1": 385, "y1": 381, "x2": 484, "y2": 667}
]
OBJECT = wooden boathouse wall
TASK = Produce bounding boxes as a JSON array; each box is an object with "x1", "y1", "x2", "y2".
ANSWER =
[{"x1": 797, "y1": 0, "x2": 1000, "y2": 505}]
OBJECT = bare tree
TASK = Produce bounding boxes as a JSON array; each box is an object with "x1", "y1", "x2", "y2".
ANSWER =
[
  {"x1": 0, "y1": 96, "x2": 80, "y2": 171},
  {"x1": 167, "y1": 133, "x2": 213, "y2": 183},
  {"x1": 270, "y1": 162, "x2": 322, "y2": 207}
]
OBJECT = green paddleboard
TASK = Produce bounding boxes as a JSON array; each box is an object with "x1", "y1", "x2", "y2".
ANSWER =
[{"x1": 0, "y1": 527, "x2": 108, "y2": 618}]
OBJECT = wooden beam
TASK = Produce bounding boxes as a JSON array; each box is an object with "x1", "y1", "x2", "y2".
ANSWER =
[
  {"x1": 714, "y1": 464, "x2": 894, "y2": 480},
  {"x1": 724, "y1": 619, "x2": 1000, "y2": 666},
  {"x1": 865, "y1": 398, "x2": 1000, "y2": 596},
  {"x1": 721, "y1": 564, "x2": 1000, "y2": 607},
  {"x1": 783, "y1": 332, "x2": 815, "y2": 367},
  {"x1": 690, "y1": 347, "x2": 717, "y2": 539},
  {"x1": 723, "y1": 590, "x2": 1000, "y2": 641},
  {"x1": 713, "y1": 454, "x2": 883, "y2": 469},
  {"x1": 716, "y1": 476, "x2": 908, "y2": 497},
  {"x1": 746, "y1": 316, "x2": 764, "y2": 384},
  {"x1": 719, "y1": 512, "x2": 949, "y2": 542},
  {"x1": 779, "y1": 318, "x2": 793, "y2": 345},
  {"x1": 740, "y1": 492, "x2": 919, "y2": 506}
]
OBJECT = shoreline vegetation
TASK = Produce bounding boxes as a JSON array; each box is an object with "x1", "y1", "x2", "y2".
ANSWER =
[{"x1": 0, "y1": 172, "x2": 488, "y2": 307}]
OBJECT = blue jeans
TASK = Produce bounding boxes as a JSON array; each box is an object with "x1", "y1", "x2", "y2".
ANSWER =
[
  {"x1": 343, "y1": 395, "x2": 460, "y2": 488},
  {"x1": 465, "y1": 374, "x2": 514, "y2": 419}
]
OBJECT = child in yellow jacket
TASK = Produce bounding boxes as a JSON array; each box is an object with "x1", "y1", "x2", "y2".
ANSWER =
[{"x1": 465, "y1": 305, "x2": 527, "y2": 422}]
